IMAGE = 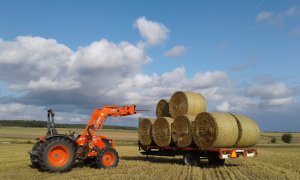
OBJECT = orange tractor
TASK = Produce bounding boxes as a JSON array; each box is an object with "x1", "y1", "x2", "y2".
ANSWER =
[{"x1": 29, "y1": 105, "x2": 137, "y2": 172}]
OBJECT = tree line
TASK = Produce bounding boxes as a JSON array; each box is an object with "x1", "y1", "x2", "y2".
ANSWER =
[{"x1": 0, "y1": 120, "x2": 137, "y2": 130}]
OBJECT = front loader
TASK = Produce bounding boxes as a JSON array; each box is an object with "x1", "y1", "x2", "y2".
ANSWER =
[{"x1": 29, "y1": 105, "x2": 137, "y2": 172}]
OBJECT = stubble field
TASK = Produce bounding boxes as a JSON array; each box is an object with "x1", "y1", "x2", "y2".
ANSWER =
[{"x1": 0, "y1": 127, "x2": 299, "y2": 179}]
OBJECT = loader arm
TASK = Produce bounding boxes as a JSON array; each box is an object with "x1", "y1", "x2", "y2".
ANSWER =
[{"x1": 76, "y1": 105, "x2": 136, "y2": 148}]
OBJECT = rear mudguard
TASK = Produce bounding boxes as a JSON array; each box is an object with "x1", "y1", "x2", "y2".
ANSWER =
[{"x1": 40, "y1": 134, "x2": 76, "y2": 143}]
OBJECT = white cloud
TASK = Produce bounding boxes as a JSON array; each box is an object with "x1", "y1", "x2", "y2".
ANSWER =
[
  {"x1": 256, "y1": 11, "x2": 274, "y2": 22},
  {"x1": 216, "y1": 101, "x2": 240, "y2": 112},
  {"x1": 28, "y1": 77, "x2": 81, "y2": 91},
  {"x1": 246, "y1": 83, "x2": 293, "y2": 107},
  {"x1": 0, "y1": 103, "x2": 25, "y2": 113},
  {"x1": 267, "y1": 97, "x2": 293, "y2": 106},
  {"x1": 103, "y1": 67, "x2": 230, "y2": 109},
  {"x1": 256, "y1": 6, "x2": 300, "y2": 26},
  {"x1": 285, "y1": 6, "x2": 300, "y2": 16},
  {"x1": 71, "y1": 39, "x2": 149, "y2": 70},
  {"x1": 0, "y1": 34, "x2": 296, "y2": 128},
  {"x1": 1, "y1": 36, "x2": 293, "y2": 122},
  {"x1": 0, "y1": 36, "x2": 73, "y2": 92},
  {"x1": 256, "y1": 11, "x2": 282, "y2": 25},
  {"x1": 247, "y1": 83, "x2": 292, "y2": 98},
  {"x1": 164, "y1": 45, "x2": 186, "y2": 57},
  {"x1": 186, "y1": 71, "x2": 228, "y2": 89},
  {"x1": 134, "y1": 16, "x2": 169, "y2": 46}
]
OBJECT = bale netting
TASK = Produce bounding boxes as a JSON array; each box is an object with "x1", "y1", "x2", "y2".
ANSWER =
[
  {"x1": 230, "y1": 114, "x2": 260, "y2": 147},
  {"x1": 152, "y1": 117, "x2": 174, "y2": 147},
  {"x1": 156, "y1": 99, "x2": 171, "y2": 117},
  {"x1": 169, "y1": 91, "x2": 206, "y2": 118},
  {"x1": 171, "y1": 115, "x2": 196, "y2": 148},
  {"x1": 138, "y1": 118, "x2": 156, "y2": 146},
  {"x1": 192, "y1": 112, "x2": 239, "y2": 149}
]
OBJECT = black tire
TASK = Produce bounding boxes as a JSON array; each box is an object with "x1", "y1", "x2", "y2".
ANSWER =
[
  {"x1": 37, "y1": 137, "x2": 76, "y2": 172},
  {"x1": 95, "y1": 148, "x2": 119, "y2": 169},
  {"x1": 208, "y1": 156, "x2": 225, "y2": 166},
  {"x1": 30, "y1": 141, "x2": 43, "y2": 167},
  {"x1": 183, "y1": 152, "x2": 200, "y2": 166}
]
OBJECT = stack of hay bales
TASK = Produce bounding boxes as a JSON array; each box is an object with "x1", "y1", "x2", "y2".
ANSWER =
[{"x1": 138, "y1": 91, "x2": 260, "y2": 149}]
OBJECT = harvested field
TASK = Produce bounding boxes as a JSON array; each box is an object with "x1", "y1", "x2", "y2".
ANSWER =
[
  {"x1": 0, "y1": 127, "x2": 138, "y2": 142},
  {"x1": 0, "y1": 127, "x2": 300, "y2": 179},
  {"x1": 0, "y1": 143, "x2": 299, "y2": 179}
]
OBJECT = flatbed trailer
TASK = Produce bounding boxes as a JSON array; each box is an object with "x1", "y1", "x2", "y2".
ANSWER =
[{"x1": 138, "y1": 142, "x2": 257, "y2": 166}]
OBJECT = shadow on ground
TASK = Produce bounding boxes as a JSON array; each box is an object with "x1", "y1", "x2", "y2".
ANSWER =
[{"x1": 121, "y1": 156, "x2": 239, "y2": 168}]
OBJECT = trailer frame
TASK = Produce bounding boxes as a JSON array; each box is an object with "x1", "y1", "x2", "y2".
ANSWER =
[{"x1": 138, "y1": 142, "x2": 257, "y2": 166}]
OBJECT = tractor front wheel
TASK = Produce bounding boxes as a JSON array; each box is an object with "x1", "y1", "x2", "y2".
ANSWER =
[
  {"x1": 37, "y1": 137, "x2": 76, "y2": 172},
  {"x1": 95, "y1": 148, "x2": 119, "y2": 168}
]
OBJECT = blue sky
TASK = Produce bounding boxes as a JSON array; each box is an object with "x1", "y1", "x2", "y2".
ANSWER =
[{"x1": 0, "y1": 1, "x2": 299, "y2": 131}]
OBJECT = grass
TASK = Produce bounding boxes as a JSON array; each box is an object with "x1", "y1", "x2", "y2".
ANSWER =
[
  {"x1": 0, "y1": 144, "x2": 299, "y2": 179},
  {"x1": 258, "y1": 132, "x2": 300, "y2": 144},
  {"x1": 0, "y1": 127, "x2": 299, "y2": 179}
]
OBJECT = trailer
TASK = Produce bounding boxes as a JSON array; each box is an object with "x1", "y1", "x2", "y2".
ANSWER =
[{"x1": 138, "y1": 142, "x2": 257, "y2": 166}]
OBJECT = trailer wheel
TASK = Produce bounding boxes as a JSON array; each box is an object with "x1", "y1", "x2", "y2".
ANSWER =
[{"x1": 183, "y1": 152, "x2": 200, "y2": 166}]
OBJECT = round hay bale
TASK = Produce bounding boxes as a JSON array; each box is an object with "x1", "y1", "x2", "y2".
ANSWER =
[
  {"x1": 169, "y1": 91, "x2": 206, "y2": 118},
  {"x1": 156, "y1": 99, "x2": 171, "y2": 117},
  {"x1": 138, "y1": 118, "x2": 156, "y2": 146},
  {"x1": 231, "y1": 114, "x2": 260, "y2": 147},
  {"x1": 152, "y1": 117, "x2": 174, "y2": 147},
  {"x1": 192, "y1": 112, "x2": 239, "y2": 149},
  {"x1": 171, "y1": 115, "x2": 196, "y2": 148}
]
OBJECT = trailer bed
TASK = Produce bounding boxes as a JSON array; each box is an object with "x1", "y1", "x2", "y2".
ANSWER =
[{"x1": 138, "y1": 143, "x2": 257, "y2": 166}]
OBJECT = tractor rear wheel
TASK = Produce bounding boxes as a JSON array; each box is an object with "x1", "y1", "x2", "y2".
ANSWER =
[
  {"x1": 37, "y1": 137, "x2": 76, "y2": 172},
  {"x1": 95, "y1": 148, "x2": 119, "y2": 168},
  {"x1": 30, "y1": 141, "x2": 43, "y2": 167}
]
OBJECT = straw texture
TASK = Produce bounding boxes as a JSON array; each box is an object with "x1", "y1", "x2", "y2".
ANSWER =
[
  {"x1": 138, "y1": 118, "x2": 156, "y2": 145},
  {"x1": 156, "y1": 99, "x2": 171, "y2": 117},
  {"x1": 169, "y1": 91, "x2": 206, "y2": 118},
  {"x1": 192, "y1": 112, "x2": 239, "y2": 149},
  {"x1": 171, "y1": 115, "x2": 196, "y2": 148},
  {"x1": 231, "y1": 114, "x2": 260, "y2": 147},
  {"x1": 152, "y1": 117, "x2": 174, "y2": 147}
]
